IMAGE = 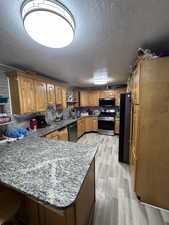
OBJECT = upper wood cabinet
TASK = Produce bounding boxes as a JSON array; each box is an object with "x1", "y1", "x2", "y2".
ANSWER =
[
  {"x1": 88, "y1": 91, "x2": 99, "y2": 106},
  {"x1": 9, "y1": 72, "x2": 36, "y2": 114},
  {"x1": 35, "y1": 80, "x2": 47, "y2": 112},
  {"x1": 80, "y1": 91, "x2": 89, "y2": 107},
  {"x1": 46, "y1": 83, "x2": 55, "y2": 104},
  {"x1": 80, "y1": 91, "x2": 99, "y2": 107},
  {"x1": 114, "y1": 88, "x2": 127, "y2": 106},
  {"x1": 8, "y1": 72, "x2": 68, "y2": 114},
  {"x1": 73, "y1": 88, "x2": 79, "y2": 107},
  {"x1": 80, "y1": 88, "x2": 127, "y2": 107},
  {"x1": 55, "y1": 86, "x2": 62, "y2": 105},
  {"x1": 99, "y1": 90, "x2": 115, "y2": 98},
  {"x1": 61, "y1": 87, "x2": 67, "y2": 109}
]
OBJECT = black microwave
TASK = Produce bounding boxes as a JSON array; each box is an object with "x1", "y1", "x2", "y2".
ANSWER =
[{"x1": 99, "y1": 98, "x2": 115, "y2": 107}]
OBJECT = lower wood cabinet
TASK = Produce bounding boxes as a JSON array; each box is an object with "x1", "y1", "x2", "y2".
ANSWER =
[
  {"x1": 77, "y1": 118, "x2": 85, "y2": 138},
  {"x1": 45, "y1": 128, "x2": 68, "y2": 141},
  {"x1": 77, "y1": 117, "x2": 98, "y2": 138},
  {"x1": 85, "y1": 117, "x2": 98, "y2": 132},
  {"x1": 16, "y1": 160, "x2": 95, "y2": 225},
  {"x1": 115, "y1": 119, "x2": 120, "y2": 134}
]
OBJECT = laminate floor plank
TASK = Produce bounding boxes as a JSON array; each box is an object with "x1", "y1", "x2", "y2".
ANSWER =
[{"x1": 77, "y1": 133, "x2": 169, "y2": 225}]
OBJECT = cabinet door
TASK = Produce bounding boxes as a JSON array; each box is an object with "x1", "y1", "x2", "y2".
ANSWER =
[
  {"x1": 19, "y1": 76, "x2": 36, "y2": 113},
  {"x1": 35, "y1": 80, "x2": 47, "y2": 112},
  {"x1": 77, "y1": 120, "x2": 82, "y2": 138},
  {"x1": 115, "y1": 88, "x2": 126, "y2": 106},
  {"x1": 133, "y1": 64, "x2": 140, "y2": 105},
  {"x1": 73, "y1": 89, "x2": 80, "y2": 107},
  {"x1": 115, "y1": 119, "x2": 120, "y2": 134},
  {"x1": 99, "y1": 90, "x2": 115, "y2": 98},
  {"x1": 55, "y1": 86, "x2": 62, "y2": 105},
  {"x1": 61, "y1": 88, "x2": 67, "y2": 109},
  {"x1": 132, "y1": 105, "x2": 140, "y2": 159},
  {"x1": 18, "y1": 197, "x2": 39, "y2": 225},
  {"x1": 80, "y1": 91, "x2": 89, "y2": 107},
  {"x1": 47, "y1": 83, "x2": 55, "y2": 104},
  {"x1": 81, "y1": 119, "x2": 86, "y2": 134},
  {"x1": 89, "y1": 91, "x2": 99, "y2": 106},
  {"x1": 85, "y1": 118, "x2": 93, "y2": 132},
  {"x1": 58, "y1": 128, "x2": 68, "y2": 141},
  {"x1": 92, "y1": 117, "x2": 98, "y2": 131}
]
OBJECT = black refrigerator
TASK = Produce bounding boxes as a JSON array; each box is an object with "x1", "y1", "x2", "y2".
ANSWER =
[{"x1": 119, "y1": 93, "x2": 131, "y2": 164}]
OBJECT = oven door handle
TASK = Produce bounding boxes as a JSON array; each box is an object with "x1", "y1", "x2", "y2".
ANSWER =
[{"x1": 98, "y1": 117, "x2": 114, "y2": 121}]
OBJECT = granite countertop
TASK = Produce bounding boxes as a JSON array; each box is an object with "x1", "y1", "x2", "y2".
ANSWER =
[
  {"x1": 0, "y1": 136, "x2": 97, "y2": 209},
  {"x1": 29, "y1": 115, "x2": 98, "y2": 137}
]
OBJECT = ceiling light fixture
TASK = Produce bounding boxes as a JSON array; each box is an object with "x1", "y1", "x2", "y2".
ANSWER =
[{"x1": 21, "y1": 0, "x2": 75, "y2": 48}]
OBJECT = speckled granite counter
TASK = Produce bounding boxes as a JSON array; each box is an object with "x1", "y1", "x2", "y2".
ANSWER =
[{"x1": 0, "y1": 136, "x2": 97, "y2": 209}]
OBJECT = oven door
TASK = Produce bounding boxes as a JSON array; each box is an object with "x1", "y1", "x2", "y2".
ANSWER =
[{"x1": 98, "y1": 117, "x2": 115, "y2": 135}]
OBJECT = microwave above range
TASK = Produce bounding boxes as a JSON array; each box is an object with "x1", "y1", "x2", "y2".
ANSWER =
[{"x1": 99, "y1": 98, "x2": 115, "y2": 107}]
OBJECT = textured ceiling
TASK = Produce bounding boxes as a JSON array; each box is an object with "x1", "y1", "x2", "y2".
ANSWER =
[{"x1": 0, "y1": 0, "x2": 169, "y2": 87}]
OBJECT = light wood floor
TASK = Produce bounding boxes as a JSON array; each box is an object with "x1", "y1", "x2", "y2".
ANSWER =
[{"x1": 77, "y1": 133, "x2": 169, "y2": 225}]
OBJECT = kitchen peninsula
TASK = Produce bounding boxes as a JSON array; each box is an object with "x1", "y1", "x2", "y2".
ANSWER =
[{"x1": 0, "y1": 136, "x2": 97, "y2": 225}]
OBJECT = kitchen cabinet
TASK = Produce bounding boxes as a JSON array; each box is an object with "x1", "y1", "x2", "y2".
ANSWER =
[
  {"x1": 58, "y1": 127, "x2": 68, "y2": 141},
  {"x1": 80, "y1": 89, "x2": 126, "y2": 107},
  {"x1": 85, "y1": 117, "x2": 98, "y2": 132},
  {"x1": 77, "y1": 118, "x2": 85, "y2": 138},
  {"x1": 80, "y1": 91, "x2": 89, "y2": 107},
  {"x1": 99, "y1": 89, "x2": 115, "y2": 98},
  {"x1": 45, "y1": 128, "x2": 68, "y2": 141},
  {"x1": 46, "y1": 83, "x2": 55, "y2": 104},
  {"x1": 114, "y1": 88, "x2": 127, "y2": 106},
  {"x1": 92, "y1": 117, "x2": 98, "y2": 131},
  {"x1": 17, "y1": 160, "x2": 95, "y2": 225},
  {"x1": 129, "y1": 57, "x2": 169, "y2": 210},
  {"x1": 77, "y1": 117, "x2": 98, "y2": 138},
  {"x1": 8, "y1": 72, "x2": 68, "y2": 114},
  {"x1": 61, "y1": 87, "x2": 67, "y2": 109},
  {"x1": 45, "y1": 131, "x2": 59, "y2": 140},
  {"x1": 115, "y1": 119, "x2": 120, "y2": 134},
  {"x1": 35, "y1": 79, "x2": 47, "y2": 112},
  {"x1": 73, "y1": 88, "x2": 80, "y2": 107},
  {"x1": 9, "y1": 72, "x2": 36, "y2": 114},
  {"x1": 88, "y1": 91, "x2": 99, "y2": 106},
  {"x1": 55, "y1": 86, "x2": 62, "y2": 105},
  {"x1": 132, "y1": 63, "x2": 140, "y2": 105},
  {"x1": 80, "y1": 91, "x2": 99, "y2": 107}
]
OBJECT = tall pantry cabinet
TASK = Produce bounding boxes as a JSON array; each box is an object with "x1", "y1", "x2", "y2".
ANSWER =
[{"x1": 129, "y1": 58, "x2": 169, "y2": 210}]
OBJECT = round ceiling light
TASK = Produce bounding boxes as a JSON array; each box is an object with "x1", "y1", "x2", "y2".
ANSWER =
[{"x1": 21, "y1": 0, "x2": 75, "y2": 48}]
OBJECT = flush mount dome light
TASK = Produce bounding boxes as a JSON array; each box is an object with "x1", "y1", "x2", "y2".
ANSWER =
[{"x1": 21, "y1": 0, "x2": 75, "y2": 48}]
